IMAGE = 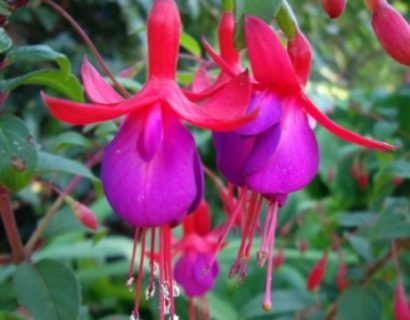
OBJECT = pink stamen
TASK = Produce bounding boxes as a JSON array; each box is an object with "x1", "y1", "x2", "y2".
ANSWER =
[
  {"x1": 133, "y1": 229, "x2": 147, "y2": 319},
  {"x1": 189, "y1": 299, "x2": 196, "y2": 320},
  {"x1": 159, "y1": 228, "x2": 165, "y2": 320},
  {"x1": 147, "y1": 228, "x2": 156, "y2": 299},
  {"x1": 127, "y1": 228, "x2": 141, "y2": 290},
  {"x1": 263, "y1": 201, "x2": 279, "y2": 311},
  {"x1": 206, "y1": 187, "x2": 248, "y2": 271}
]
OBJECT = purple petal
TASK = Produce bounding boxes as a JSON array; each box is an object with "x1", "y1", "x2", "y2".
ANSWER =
[
  {"x1": 235, "y1": 91, "x2": 282, "y2": 136},
  {"x1": 137, "y1": 104, "x2": 163, "y2": 162},
  {"x1": 247, "y1": 97, "x2": 319, "y2": 194},
  {"x1": 213, "y1": 132, "x2": 255, "y2": 186},
  {"x1": 242, "y1": 123, "x2": 281, "y2": 176},
  {"x1": 101, "y1": 108, "x2": 203, "y2": 227}
]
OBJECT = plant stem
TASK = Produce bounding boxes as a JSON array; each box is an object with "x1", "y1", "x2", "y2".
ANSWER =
[
  {"x1": 25, "y1": 150, "x2": 103, "y2": 254},
  {"x1": 41, "y1": 0, "x2": 130, "y2": 98},
  {"x1": 0, "y1": 254, "x2": 11, "y2": 264},
  {"x1": 0, "y1": 188, "x2": 26, "y2": 263}
]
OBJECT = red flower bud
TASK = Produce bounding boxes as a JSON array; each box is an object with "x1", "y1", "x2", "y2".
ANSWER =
[
  {"x1": 287, "y1": 31, "x2": 313, "y2": 86},
  {"x1": 74, "y1": 202, "x2": 98, "y2": 230},
  {"x1": 327, "y1": 168, "x2": 336, "y2": 183},
  {"x1": 322, "y1": 0, "x2": 347, "y2": 19},
  {"x1": 370, "y1": 0, "x2": 410, "y2": 66},
  {"x1": 358, "y1": 172, "x2": 369, "y2": 190},
  {"x1": 393, "y1": 176, "x2": 404, "y2": 187},
  {"x1": 307, "y1": 252, "x2": 328, "y2": 291},
  {"x1": 65, "y1": 195, "x2": 98, "y2": 230},
  {"x1": 336, "y1": 260, "x2": 349, "y2": 291},
  {"x1": 395, "y1": 281, "x2": 410, "y2": 320},
  {"x1": 351, "y1": 161, "x2": 360, "y2": 179},
  {"x1": 273, "y1": 248, "x2": 285, "y2": 268},
  {"x1": 299, "y1": 239, "x2": 308, "y2": 254}
]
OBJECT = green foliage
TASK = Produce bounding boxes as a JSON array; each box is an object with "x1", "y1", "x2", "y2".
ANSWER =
[
  {"x1": 13, "y1": 259, "x2": 81, "y2": 320},
  {"x1": 0, "y1": 115, "x2": 38, "y2": 192},
  {"x1": 0, "y1": 0, "x2": 409, "y2": 319}
]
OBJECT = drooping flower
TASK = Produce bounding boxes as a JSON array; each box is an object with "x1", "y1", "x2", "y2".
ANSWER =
[
  {"x1": 173, "y1": 200, "x2": 220, "y2": 320},
  {"x1": 366, "y1": 0, "x2": 410, "y2": 66},
  {"x1": 199, "y1": 11, "x2": 394, "y2": 310},
  {"x1": 42, "y1": 0, "x2": 252, "y2": 318},
  {"x1": 322, "y1": 0, "x2": 347, "y2": 19}
]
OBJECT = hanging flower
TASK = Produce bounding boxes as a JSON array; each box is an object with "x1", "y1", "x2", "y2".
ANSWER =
[
  {"x1": 173, "y1": 200, "x2": 221, "y2": 320},
  {"x1": 42, "y1": 0, "x2": 253, "y2": 318}
]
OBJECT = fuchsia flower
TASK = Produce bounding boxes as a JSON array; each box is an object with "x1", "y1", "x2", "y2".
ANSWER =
[
  {"x1": 367, "y1": 0, "x2": 410, "y2": 66},
  {"x1": 173, "y1": 200, "x2": 220, "y2": 320},
  {"x1": 200, "y1": 12, "x2": 395, "y2": 309},
  {"x1": 42, "y1": 0, "x2": 252, "y2": 318},
  {"x1": 174, "y1": 200, "x2": 220, "y2": 298}
]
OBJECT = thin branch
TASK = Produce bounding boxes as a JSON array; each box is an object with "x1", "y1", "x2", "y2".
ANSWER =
[
  {"x1": 0, "y1": 189, "x2": 26, "y2": 263},
  {"x1": 25, "y1": 150, "x2": 103, "y2": 254},
  {"x1": 0, "y1": 254, "x2": 12, "y2": 265},
  {"x1": 41, "y1": 0, "x2": 130, "y2": 98}
]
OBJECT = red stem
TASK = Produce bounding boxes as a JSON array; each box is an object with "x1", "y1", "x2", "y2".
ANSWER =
[{"x1": 0, "y1": 188, "x2": 26, "y2": 263}]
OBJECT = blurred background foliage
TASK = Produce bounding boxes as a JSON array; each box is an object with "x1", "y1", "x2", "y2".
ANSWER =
[{"x1": 0, "y1": 0, "x2": 410, "y2": 319}]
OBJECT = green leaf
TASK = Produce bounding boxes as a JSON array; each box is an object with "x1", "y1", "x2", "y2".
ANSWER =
[
  {"x1": 0, "y1": 115, "x2": 38, "y2": 192},
  {"x1": 208, "y1": 293, "x2": 241, "y2": 320},
  {"x1": 0, "y1": 1, "x2": 11, "y2": 16},
  {"x1": 0, "y1": 69, "x2": 84, "y2": 102},
  {"x1": 53, "y1": 131, "x2": 91, "y2": 151},
  {"x1": 336, "y1": 286, "x2": 383, "y2": 320},
  {"x1": 241, "y1": 289, "x2": 314, "y2": 317},
  {"x1": 6, "y1": 45, "x2": 71, "y2": 74},
  {"x1": 0, "y1": 27, "x2": 12, "y2": 54},
  {"x1": 383, "y1": 160, "x2": 410, "y2": 178},
  {"x1": 36, "y1": 151, "x2": 97, "y2": 181},
  {"x1": 181, "y1": 32, "x2": 201, "y2": 57},
  {"x1": 347, "y1": 235, "x2": 374, "y2": 262},
  {"x1": 234, "y1": 0, "x2": 283, "y2": 49},
  {"x1": 13, "y1": 259, "x2": 81, "y2": 320},
  {"x1": 337, "y1": 211, "x2": 378, "y2": 227}
]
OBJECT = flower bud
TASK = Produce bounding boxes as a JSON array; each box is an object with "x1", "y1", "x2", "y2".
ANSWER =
[
  {"x1": 358, "y1": 172, "x2": 369, "y2": 190},
  {"x1": 351, "y1": 161, "x2": 360, "y2": 179},
  {"x1": 395, "y1": 281, "x2": 410, "y2": 320},
  {"x1": 75, "y1": 203, "x2": 98, "y2": 230},
  {"x1": 307, "y1": 252, "x2": 328, "y2": 291},
  {"x1": 370, "y1": 0, "x2": 410, "y2": 66},
  {"x1": 299, "y1": 239, "x2": 308, "y2": 254},
  {"x1": 65, "y1": 196, "x2": 98, "y2": 230},
  {"x1": 287, "y1": 31, "x2": 313, "y2": 86},
  {"x1": 336, "y1": 260, "x2": 349, "y2": 291},
  {"x1": 393, "y1": 176, "x2": 404, "y2": 187},
  {"x1": 322, "y1": 0, "x2": 347, "y2": 19},
  {"x1": 273, "y1": 248, "x2": 285, "y2": 268}
]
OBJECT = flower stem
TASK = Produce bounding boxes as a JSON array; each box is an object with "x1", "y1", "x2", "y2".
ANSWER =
[
  {"x1": 25, "y1": 150, "x2": 103, "y2": 254},
  {"x1": 0, "y1": 188, "x2": 26, "y2": 263},
  {"x1": 222, "y1": 0, "x2": 234, "y2": 12},
  {"x1": 41, "y1": 0, "x2": 130, "y2": 98}
]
